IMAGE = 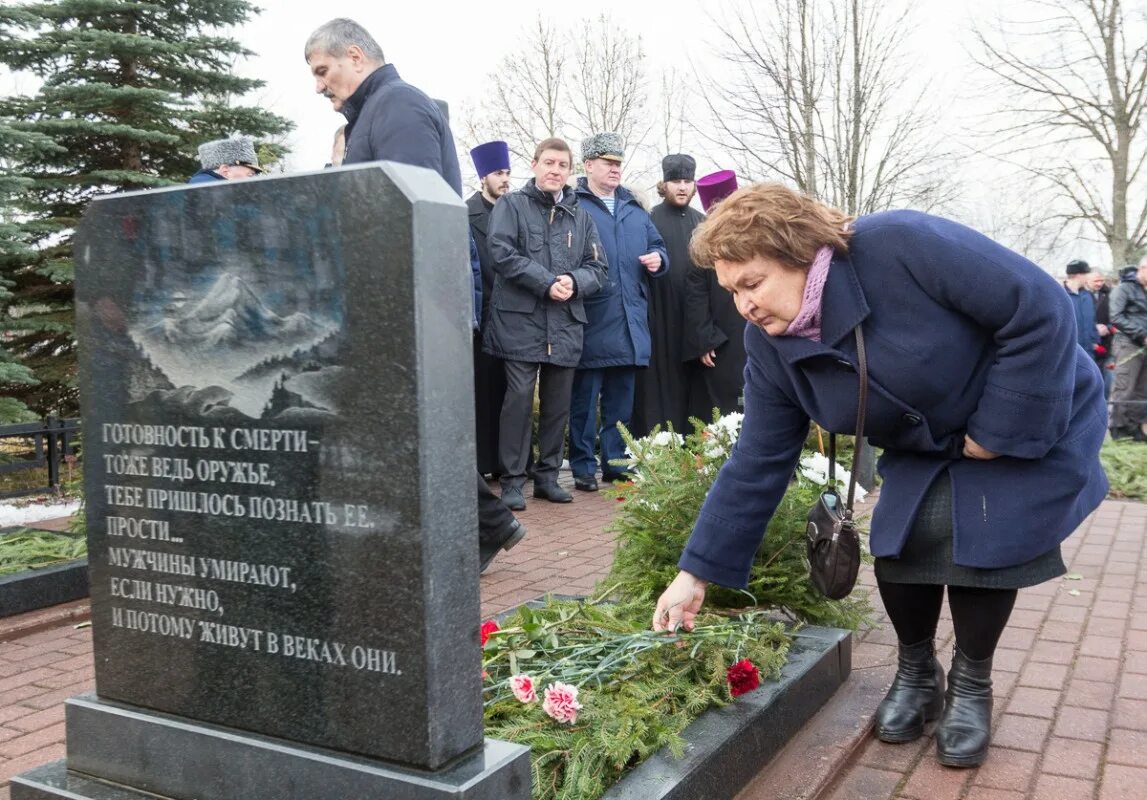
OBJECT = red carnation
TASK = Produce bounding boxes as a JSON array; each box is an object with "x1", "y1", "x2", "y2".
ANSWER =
[
  {"x1": 726, "y1": 659, "x2": 760, "y2": 697},
  {"x1": 480, "y1": 620, "x2": 500, "y2": 647},
  {"x1": 1095, "y1": 344, "x2": 1108, "y2": 356}
]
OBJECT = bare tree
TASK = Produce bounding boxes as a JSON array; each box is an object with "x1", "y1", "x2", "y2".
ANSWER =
[
  {"x1": 462, "y1": 15, "x2": 568, "y2": 165},
  {"x1": 975, "y1": 0, "x2": 1147, "y2": 267},
  {"x1": 697, "y1": 0, "x2": 950, "y2": 214},
  {"x1": 567, "y1": 14, "x2": 651, "y2": 151}
]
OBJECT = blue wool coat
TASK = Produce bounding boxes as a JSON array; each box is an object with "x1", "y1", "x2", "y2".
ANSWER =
[
  {"x1": 679, "y1": 210, "x2": 1109, "y2": 589},
  {"x1": 575, "y1": 181, "x2": 668, "y2": 368}
]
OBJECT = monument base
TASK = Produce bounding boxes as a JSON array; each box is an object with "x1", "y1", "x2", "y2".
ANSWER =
[{"x1": 10, "y1": 694, "x2": 530, "y2": 800}]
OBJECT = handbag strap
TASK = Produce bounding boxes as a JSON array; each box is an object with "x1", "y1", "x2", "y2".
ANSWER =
[{"x1": 828, "y1": 326, "x2": 868, "y2": 516}]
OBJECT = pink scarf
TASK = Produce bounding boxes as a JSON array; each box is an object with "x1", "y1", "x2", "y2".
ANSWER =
[{"x1": 783, "y1": 246, "x2": 833, "y2": 340}]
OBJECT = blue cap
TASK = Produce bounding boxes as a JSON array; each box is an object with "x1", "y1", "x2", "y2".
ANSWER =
[{"x1": 470, "y1": 141, "x2": 511, "y2": 178}]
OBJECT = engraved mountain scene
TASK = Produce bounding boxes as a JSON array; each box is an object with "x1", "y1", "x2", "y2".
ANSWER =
[{"x1": 129, "y1": 271, "x2": 344, "y2": 420}]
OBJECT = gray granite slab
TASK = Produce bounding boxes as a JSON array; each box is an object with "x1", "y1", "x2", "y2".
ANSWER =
[{"x1": 70, "y1": 164, "x2": 482, "y2": 769}]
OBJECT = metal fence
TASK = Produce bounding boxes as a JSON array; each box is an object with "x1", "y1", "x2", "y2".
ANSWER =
[{"x1": 0, "y1": 417, "x2": 82, "y2": 499}]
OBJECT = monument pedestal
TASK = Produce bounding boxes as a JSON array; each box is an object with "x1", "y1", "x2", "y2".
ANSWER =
[{"x1": 12, "y1": 694, "x2": 529, "y2": 800}]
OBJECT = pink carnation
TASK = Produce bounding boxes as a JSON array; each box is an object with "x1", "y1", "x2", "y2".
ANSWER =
[
  {"x1": 509, "y1": 674, "x2": 537, "y2": 704},
  {"x1": 542, "y1": 681, "x2": 583, "y2": 724}
]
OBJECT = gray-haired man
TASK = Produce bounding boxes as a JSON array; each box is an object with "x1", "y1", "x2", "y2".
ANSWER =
[{"x1": 305, "y1": 17, "x2": 461, "y2": 190}]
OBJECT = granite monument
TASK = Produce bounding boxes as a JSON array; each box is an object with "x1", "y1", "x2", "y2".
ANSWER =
[{"x1": 11, "y1": 163, "x2": 530, "y2": 799}]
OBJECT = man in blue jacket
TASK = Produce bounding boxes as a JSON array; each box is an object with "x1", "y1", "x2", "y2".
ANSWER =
[
  {"x1": 188, "y1": 136, "x2": 264, "y2": 184},
  {"x1": 570, "y1": 133, "x2": 668, "y2": 491},
  {"x1": 1062, "y1": 259, "x2": 1101, "y2": 357}
]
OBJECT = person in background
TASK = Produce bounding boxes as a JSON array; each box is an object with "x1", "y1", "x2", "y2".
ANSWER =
[
  {"x1": 483, "y1": 137, "x2": 607, "y2": 510},
  {"x1": 683, "y1": 170, "x2": 747, "y2": 417},
  {"x1": 1109, "y1": 258, "x2": 1147, "y2": 442},
  {"x1": 188, "y1": 136, "x2": 264, "y2": 183},
  {"x1": 1088, "y1": 269, "x2": 1114, "y2": 399},
  {"x1": 633, "y1": 153, "x2": 707, "y2": 438},
  {"x1": 1062, "y1": 259, "x2": 1101, "y2": 359},
  {"x1": 654, "y1": 182, "x2": 1107, "y2": 770},
  {"x1": 569, "y1": 132, "x2": 668, "y2": 492},
  {"x1": 305, "y1": 17, "x2": 524, "y2": 571},
  {"x1": 468, "y1": 140, "x2": 513, "y2": 478}
]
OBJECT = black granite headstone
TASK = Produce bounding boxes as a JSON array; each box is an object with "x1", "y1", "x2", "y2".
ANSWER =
[{"x1": 12, "y1": 164, "x2": 529, "y2": 799}]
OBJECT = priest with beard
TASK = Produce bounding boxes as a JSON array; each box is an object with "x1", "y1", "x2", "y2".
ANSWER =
[
  {"x1": 467, "y1": 140, "x2": 513, "y2": 476},
  {"x1": 632, "y1": 154, "x2": 709, "y2": 437},
  {"x1": 683, "y1": 170, "x2": 747, "y2": 418}
]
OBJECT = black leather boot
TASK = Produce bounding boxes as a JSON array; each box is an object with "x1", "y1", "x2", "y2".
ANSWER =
[
  {"x1": 875, "y1": 638, "x2": 945, "y2": 743},
  {"x1": 935, "y1": 648, "x2": 993, "y2": 767}
]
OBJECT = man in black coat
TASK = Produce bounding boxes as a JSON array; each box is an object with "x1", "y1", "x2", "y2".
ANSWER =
[
  {"x1": 305, "y1": 18, "x2": 524, "y2": 570},
  {"x1": 467, "y1": 141, "x2": 513, "y2": 476},
  {"x1": 483, "y1": 137, "x2": 607, "y2": 510},
  {"x1": 1109, "y1": 259, "x2": 1147, "y2": 441},
  {"x1": 683, "y1": 170, "x2": 747, "y2": 418},
  {"x1": 634, "y1": 154, "x2": 709, "y2": 437}
]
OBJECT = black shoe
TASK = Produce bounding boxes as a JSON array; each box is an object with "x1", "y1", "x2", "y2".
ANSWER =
[
  {"x1": 1132, "y1": 428, "x2": 1147, "y2": 444},
  {"x1": 479, "y1": 520, "x2": 527, "y2": 574},
  {"x1": 1111, "y1": 425, "x2": 1136, "y2": 440},
  {"x1": 875, "y1": 639, "x2": 945, "y2": 743},
  {"x1": 935, "y1": 648, "x2": 994, "y2": 768},
  {"x1": 500, "y1": 485, "x2": 526, "y2": 511},
  {"x1": 573, "y1": 474, "x2": 599, "y2": 492},
  {"x1": 533, "y1": 482, "x2": 572, "y2": 503},
  {"x1": 600, "y1": 470, "x2": 631, "y2": 484}
]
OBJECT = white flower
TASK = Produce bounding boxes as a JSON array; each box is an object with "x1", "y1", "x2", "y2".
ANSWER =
[
  {"x1": 705, "y1": 412, "x2": 744, "y2": 442},
  {"x1": 649, "y1": 430, "x2": 685, "y2": 448},
  {"x1": 799, "y1": 452, "x2": 868, "y2": 502}
]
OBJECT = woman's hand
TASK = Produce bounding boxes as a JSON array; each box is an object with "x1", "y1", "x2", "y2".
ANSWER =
[
  {"x1": 963, "y1": 435, "x2": 1001, "y2": 460},
  {"x1": 652, "y1": 571, "x2": 709, "y2": 633}
]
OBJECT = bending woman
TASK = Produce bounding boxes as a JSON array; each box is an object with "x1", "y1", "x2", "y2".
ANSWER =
[{"x1": 653, "y1": 183, "x2": 1107, "y2": 768}]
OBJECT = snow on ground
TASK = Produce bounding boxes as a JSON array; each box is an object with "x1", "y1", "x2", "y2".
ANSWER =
[{"x1": 0, "y1": 499, "x2": 80, "y2": 528}]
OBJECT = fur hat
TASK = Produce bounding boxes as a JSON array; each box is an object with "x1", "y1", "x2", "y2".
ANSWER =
[
  {"x1": 581, "y1": 132, "x2": 624, "y2": 162},
  {"x1": 661, "y1": 154, "x2": 696, "y2": 182},
  {"x1": 197, "y1": 136, "x2": 263, "y2": 172},
  {"x1": 1065, "y1": 259, "x2": 1091, "y2": 275}
]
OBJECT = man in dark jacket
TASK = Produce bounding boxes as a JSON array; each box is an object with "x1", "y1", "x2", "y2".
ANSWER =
[
  {"x1": 632, "y1": 154, "x2": 708, "y2": 438},
  {"x1": 1062, "y1": 259, "x2": 1101, "y2": 356},
  {"x1": 188, "y1": 136, "x2": 264, "y2": 184},
  {"x1": 305, "y1": 18, "x2": 522, "y2": 571},
  {"x1": 1109, "y1": 259, "x2": 1147, "y2": 441},
  {"x1": 306, "y1": 18, "x2": 461, "y2": 190},
  {"x1": 570, "y1": 133, "x2": 668, "y2": 491},
  {"x1": 468, "y1": 141, "x2": 513, "y2": 476},
  {"x1": 483, "y1": 137, "x2": 607, "y2": 510},
  {"x1": 1089, "y1": 270, "x2": 1114, "y2": 398}
]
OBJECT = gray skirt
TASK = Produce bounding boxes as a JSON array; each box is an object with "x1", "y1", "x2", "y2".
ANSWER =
[{"x1": 874, "y1": 472, "x2": 1066, "y2": 589}]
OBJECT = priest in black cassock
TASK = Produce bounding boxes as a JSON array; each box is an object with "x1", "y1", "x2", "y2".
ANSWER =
[
  {"x1": 467, "y1": 140, "x2": 513, "y2": 475},
  {"x1": 632, "y1": 154, "x2": 709, "y2": 437},
  {"x1": 683, "y1": 170, "x2": 747, "y2": 418}
]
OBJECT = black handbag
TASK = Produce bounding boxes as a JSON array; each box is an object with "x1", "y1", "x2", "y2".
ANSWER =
[{"x1": 806, "y1": 326, "x2": 868, "y2": 600}]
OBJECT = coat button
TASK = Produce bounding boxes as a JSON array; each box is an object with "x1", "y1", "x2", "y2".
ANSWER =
[
  {"x1": 902, "y1": 413, "x2": 922, "y2": 426},
  {"x1": 836, "y1": 358, "x2": 853, "y2": 370}
]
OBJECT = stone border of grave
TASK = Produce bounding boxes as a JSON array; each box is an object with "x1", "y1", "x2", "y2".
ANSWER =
[
  {"x1": 0, "y1": 556, "x2": 89, "y2": 618},
  {"x1": 602, "y1": 626, "x2": 851, "y2": 800}
]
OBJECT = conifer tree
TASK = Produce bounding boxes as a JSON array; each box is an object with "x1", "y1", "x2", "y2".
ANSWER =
[{"x1": 0, "y1": 0, "x2": 293, "y2": 416}]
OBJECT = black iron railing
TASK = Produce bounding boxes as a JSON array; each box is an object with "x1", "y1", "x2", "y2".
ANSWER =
[{"x1": 0, "y1": 417, "x2": 82, "y2": 499}]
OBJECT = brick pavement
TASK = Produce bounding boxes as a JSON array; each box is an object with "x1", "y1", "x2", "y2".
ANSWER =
[{"x1": 1, "y1": 489, "x2": 1144, "y2": 800}]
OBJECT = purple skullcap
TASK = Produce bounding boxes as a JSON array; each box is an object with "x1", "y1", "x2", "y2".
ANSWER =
[
  {"x1": 696, "y1": 170, "x2": 738, "y2": 212},
  {"x1": 470, "y1": 140, "x2": 511, "y2": 178}
]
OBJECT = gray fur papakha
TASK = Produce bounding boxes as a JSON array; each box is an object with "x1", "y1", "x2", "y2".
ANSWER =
[
  {"x1": 197, "y1": 136, "x2": 262, "y2": 171},
  {"x1": 581, "y1": 131, "x2": 624, "y2": 162}
]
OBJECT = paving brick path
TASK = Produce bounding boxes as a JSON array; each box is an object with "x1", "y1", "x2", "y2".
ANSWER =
[{"x1": 1, "y1": 484, "x2": 1144, "y2": 800}]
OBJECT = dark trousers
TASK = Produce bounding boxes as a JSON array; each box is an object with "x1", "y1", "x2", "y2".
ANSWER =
[
  {"x1": 499, "y1": 359, "x2": 575, "y2": 488},
  {"x1": 568, "y1": 366, "x2": 636, "y2": 478},
  {"x1": 1111, "y1": 336, "x2": 1147, "y2": 431},
  {"x1": 473, "y1": 334, "x2": 506, "y2": 475},
  {"x1": 476, "y1": 470, "x2": 515, "y2": 542}
]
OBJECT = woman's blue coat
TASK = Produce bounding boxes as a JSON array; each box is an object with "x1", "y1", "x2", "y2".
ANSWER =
[{"x1": 679, "y1": 210, "x2": 1109, "y2": 589}]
